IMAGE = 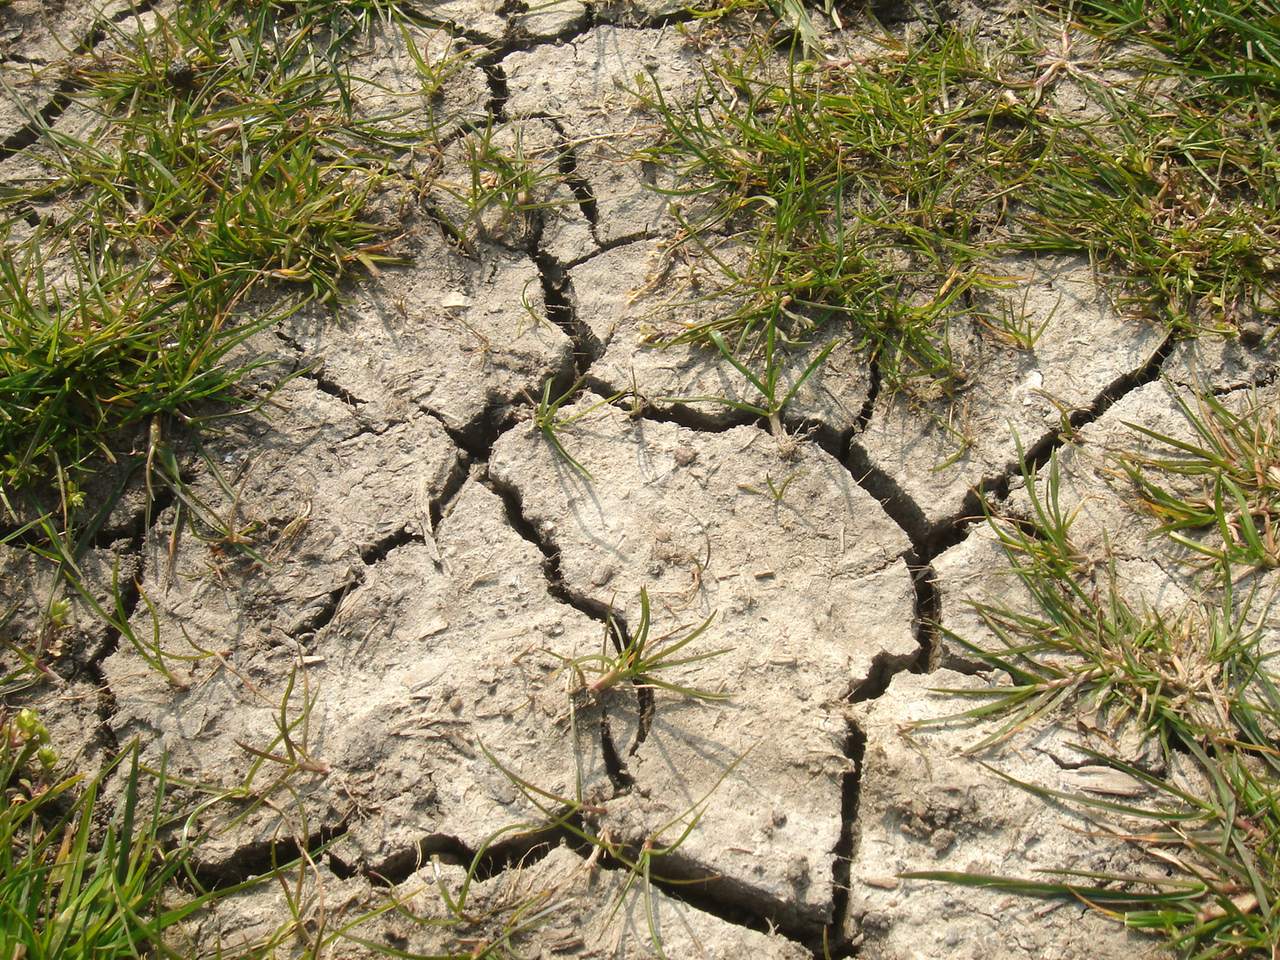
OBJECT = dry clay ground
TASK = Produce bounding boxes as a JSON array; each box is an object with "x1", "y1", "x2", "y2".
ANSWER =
[{"x1": 2, "y1": 0, "x2": 1278, "y2": 957}]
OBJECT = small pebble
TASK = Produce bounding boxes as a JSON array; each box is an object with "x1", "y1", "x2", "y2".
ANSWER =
[{"x1": 1239, "y1": 320, "x2": 1266, "y2": 346}]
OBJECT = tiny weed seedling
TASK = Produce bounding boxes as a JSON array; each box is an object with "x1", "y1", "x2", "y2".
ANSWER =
[
  {"x1": 697, "y1": 327, "x2": 835, "y2": 438},
  {"x1": 974, "y1": 283, "x2": 1060, "y2": 351},
  {"x1": 528, "y1": 376, "x2": 622, "y2": 481},
  {"x1": 738, "y1": 469, "x2": 804, "y2": 503},
  {"x1": 402, "y1": 23, "x2": 475, "y2": 101},
  {"x1": 434, "y1": 119, "x2": 579, "y2": 249},
  {"x1": 596, "y1": 748, "x2": 756, "y2": 960},
  {"x1": 553, "y1": 588, "x2": 731, "y2": 707},
  {"x1": 233, "y1": 663, "x2": 331, "y2": 784}
]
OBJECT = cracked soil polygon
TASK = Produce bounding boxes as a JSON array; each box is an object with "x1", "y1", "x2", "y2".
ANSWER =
[
  {"x1": 276, "y1": 226, "x2": 575, "y2": 436},
  {"x1": 491, "y1": 401, "x2": 916, "y2": 927},
  {"x1": 853, "y1": 254, "x2": 1168, "y2": 538}
]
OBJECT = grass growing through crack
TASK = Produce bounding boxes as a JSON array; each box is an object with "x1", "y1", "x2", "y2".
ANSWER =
[
  {"x1": 474, "y1": 738, "x2": 754, "y2": 960},
  {"x1": 436, "y1": 119, "x2": 581, "y2": 250},
  {"x1": 550, "y1": 586, "x2": 731, "y2": 706},
  {"x1": 335, "y1": 588, "x2": 738, "y2": 957},
  {"x1": 916, "y1": 444, "x2": 1280, "y2": 957},
  {"x1": 0, "y1": 728, "x2": 182, "y2": 960},
  {"x1": 634, "y1": 3, "x2": 1280, "y2": 435},
  {"x1": 692, "y1": 327, "x2": 835, "y2": 438},
  {"x1": 934, "y1": 449, "x2": 1271, "y2": 752},
  {"x1": 1118, "y1": 381, "x2": 1280, "y2": 570},
  {"x1": 528, "y1": 375, "x2": 623, "y2": 480}
]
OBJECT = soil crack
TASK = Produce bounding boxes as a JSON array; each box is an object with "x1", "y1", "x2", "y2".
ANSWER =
[
  {"x1": 478, "y1": 58, "x2": 510, "y2": 120},
  {"x1": 0, "y1": 80, "x2": 76, "y2": 163},
  {"x1": 553, "y1": 131, "x2": 599, "y2": 227},
  {"x1": 824, "y1": 721, "x2": 866, "y2": 959},
  {"x1": 302, "y1": 367, "x2": 367, "y2": 409},
  {"x1": 192, "y1": 821, "x2": 350, "y2": 892},
  {"x1": 1017, "y1": 331, "x2": 1176, "y2": 475},
  {"x1": 559, "y1": 231, "x2": 659, "y2": 270},
  {"x1": 535, "y1": 252, "x2": 603, "y2": 375}
]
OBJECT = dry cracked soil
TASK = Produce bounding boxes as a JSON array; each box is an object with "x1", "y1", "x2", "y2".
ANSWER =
[{"x1": 3, "y1": 0, "x2": 1277, "y2": 957}]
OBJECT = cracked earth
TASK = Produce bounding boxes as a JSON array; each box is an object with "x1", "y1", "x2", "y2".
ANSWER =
[{"x1": 3, "y1": 0, "x2": 1278, "y2": 957}]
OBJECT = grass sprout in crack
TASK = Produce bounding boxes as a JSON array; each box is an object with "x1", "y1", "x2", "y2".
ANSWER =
[
  {"x1": 433, "y1": 119, "x2": 579, "y2": 252},
  {"x1": 925, "y1": 447, "x2": 1273, "y2": 754},
  {"x1": 527, "y1": 376, "x2": 622, "y2": 481},
  {"x1": 677, "y1": 327, "x2": 836, "y2": 439},
  {"x1": 549, "y1": 587, "x2": 731, "y2": 712}
]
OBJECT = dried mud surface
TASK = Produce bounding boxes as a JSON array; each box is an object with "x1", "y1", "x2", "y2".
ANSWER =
[{"x1": 4, "y1": 0, "x2": 1279, "y2": 957}]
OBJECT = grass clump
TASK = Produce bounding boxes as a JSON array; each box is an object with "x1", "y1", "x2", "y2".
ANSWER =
[
  {"x1": 935, "y1": 450, "x2": 1270, "y2": 753},
  {"x1": 0, "y1": 240, "x2": 267, "y2": 502},
  {"x1": 1118, "y1": 382, "x2": 1280, "y2": 571},
  {"x1": 0, "y1": 713, "x2": 197, "y2": 960},
  {"x1": 634, "y1": 31, "x2": 999, "y2": 392},
  {"x1": 551, "y1": 586, "x2": 730, "y2": 705},
  {"x1": 0, "y1": 0, "x2": 433, "y2": 510},
  {"x1": 918, "y1": 444, "x2": 1280, "y2": 957},
  {"x1": 635, "y1": 7, "x2": 1280, "y2": 428},
  {"x1": 58, "y1": 0, "x2": 415, "y2": 300}
]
